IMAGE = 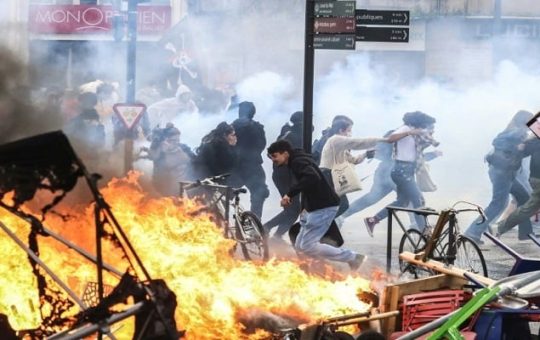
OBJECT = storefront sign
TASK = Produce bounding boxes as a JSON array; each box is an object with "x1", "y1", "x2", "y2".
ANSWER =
[{"x1": 29, "y1": 5, "x2": 171, "y2": 35}]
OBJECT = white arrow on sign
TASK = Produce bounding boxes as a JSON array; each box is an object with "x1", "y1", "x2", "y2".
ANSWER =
[
  {"x1": 403, "y1": 30, "x2": 408, "y2": 41},
  {"x1": 113, "y1": 103, "x2": 147, "y2": 130}
]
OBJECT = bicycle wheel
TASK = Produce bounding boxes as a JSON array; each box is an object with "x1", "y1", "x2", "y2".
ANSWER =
[
  {"x1": 454, "y1": 235, "x2": 488, "y2": 277},
  {"x1": 237, "y1": 211, "x2": 269, "y2": 261},
  {"x1": 398, "y1": 229, "x2": 432, "y2": 278}
]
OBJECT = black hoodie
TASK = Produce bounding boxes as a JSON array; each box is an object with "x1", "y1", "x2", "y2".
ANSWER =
[
  {"x1": 232, "y1": 117, "x2": 266, "y2": 164},
  {"x1": 286, "y1": 149, "x2": 340, "y2": 212}
]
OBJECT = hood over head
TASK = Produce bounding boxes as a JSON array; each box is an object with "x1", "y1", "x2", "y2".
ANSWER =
[
  {"x1": 290, "y1": 111, "x2": 303, "y2": 125},
  {"x1": 175, "y1": 85, "x2": 192, "y2": 98},
  {"x1": 238, "y1": 101, "x2": 256, "y2": 119}
]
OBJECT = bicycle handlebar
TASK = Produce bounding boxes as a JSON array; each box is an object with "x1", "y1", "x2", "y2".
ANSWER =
[
  {"x1": 450, "y1": 201, "x2": 487, "y2": 224},
  {"x1": 179, "y1": 173, "x2": 231, "y2": 190}
]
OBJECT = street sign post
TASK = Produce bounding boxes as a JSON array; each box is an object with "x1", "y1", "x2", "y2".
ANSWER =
[
  {"x1": 113, "y1": 102, "x2": 146, "y2": 174},
  {"x1": 355, "y1": 9, "x2": 410, "y2": 26},
  {"x1": 314, "y1": 17, "x2": 355, "y2": 33},
  {"x1": 314, "y1": 1, "x2": 355, "y2": 17},
  {"x1": 314, "y1": 35, "x2": 355, "y2": 50},
  {"x1": 356, "y1": 26, "x2": 409, "y2": 42},
  {"x1": 113, "y1": 103, "x2": 146, "y2": 130}
]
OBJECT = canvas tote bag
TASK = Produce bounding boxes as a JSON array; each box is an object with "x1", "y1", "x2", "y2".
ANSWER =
[
  {"x1": 416, "y1": 161, "x2": 437, "y2": 192},
  {"x1": 330, "y1": 141, "x2": 361, "y2": 196}
]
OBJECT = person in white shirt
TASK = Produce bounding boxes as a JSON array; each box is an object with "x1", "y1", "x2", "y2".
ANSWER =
[
  {"x1": 319, "y1": 115, "x2": 387, "y2": 217},
  {"x1": 363, "y1": 111, "x2": 436, "y2": 237}
]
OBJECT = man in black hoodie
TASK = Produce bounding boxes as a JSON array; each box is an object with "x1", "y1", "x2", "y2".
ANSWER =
[
  {"x1": 231, "y1": 101, "x2": 269, "y2": 218},
  {"x1": 264, "y1": 111, "x2": 303, "y2": 240},
  {"x1": 267, "y1": 140, "x2": 365, "y2": 270}
]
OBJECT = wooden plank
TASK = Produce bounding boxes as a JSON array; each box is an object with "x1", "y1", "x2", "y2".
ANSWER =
[
  {"x1": 385, "y1": 285, "x2": 400, "y2": 337},
  {"x1": 380, "y1": 284, "x2": 393, "y2": 335},
  {"x1": 399, "y1": 251, "x2": 495, "y2": 286}
]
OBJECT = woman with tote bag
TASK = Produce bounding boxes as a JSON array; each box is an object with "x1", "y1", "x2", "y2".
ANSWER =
[{"x1": 319, "y1": 115, "x2": 388, "y2": 218}]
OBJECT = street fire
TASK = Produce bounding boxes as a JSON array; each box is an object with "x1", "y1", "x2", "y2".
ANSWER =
[{"x1": 0, "y1": 172, "x2": 372, "y2": 339}]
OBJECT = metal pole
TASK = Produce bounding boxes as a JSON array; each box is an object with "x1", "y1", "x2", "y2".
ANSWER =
[
  {"x1": 95, "y1": 203, "x2": 104, "y2": 340},
  {"x1": 387, "y1": 209, "x2": 393, "y2": 273},
  {"x1": 127, "y1": 0, "x2": 137, "y2": 103},
  {"x1": 124, "y1": 0, "x2": 138, "y2": 173},
  {"x1": 0, "y1": 222, "x2": 87, "y2": 310},
  {"x1": 44, "y1": 226, "x2": 123, "y2": 278},
  {"x1": 302, "y1": 0, "x2": 315, "y2": 152},
  {"x1": 46, "y1": 302, "x2": 146, "y2": 340},
  {"x1": 66, "y1": 46, "x2": 72, "y2": 89}
]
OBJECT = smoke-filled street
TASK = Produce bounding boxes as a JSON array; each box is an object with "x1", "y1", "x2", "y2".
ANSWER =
[{"x1": 2, "y1": 0, "x2": 540, "y2": 339}]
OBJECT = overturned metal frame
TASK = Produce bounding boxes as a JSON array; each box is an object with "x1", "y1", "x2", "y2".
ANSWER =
[{"x1": 0, "y1": 154, "x2": 178, "y2": 339}]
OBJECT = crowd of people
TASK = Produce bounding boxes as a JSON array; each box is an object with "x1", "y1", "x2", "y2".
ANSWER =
[
  {"x1": 51, "y1": 76, "x2": 540, "y2": 269},
  {"x1": 139, "y1": 104, "x2": 447, "y2": 270}
]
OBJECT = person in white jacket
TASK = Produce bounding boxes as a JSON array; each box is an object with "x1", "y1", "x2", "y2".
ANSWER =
[{"x1": 319, "y1": 115, "x2": 388, "y2": 218}]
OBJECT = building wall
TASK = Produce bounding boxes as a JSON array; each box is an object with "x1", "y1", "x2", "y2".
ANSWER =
[
  {"x1": 359, "y1": 0, "x2": 540, "y2": 16},
  {"x1": 1, "y1": 0, "x2": 30, "y2": 60}
]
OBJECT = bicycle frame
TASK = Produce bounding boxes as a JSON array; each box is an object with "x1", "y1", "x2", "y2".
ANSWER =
[
  {"x1": 422, "y1": 209, "x2": 457, "y2": 265},
  {"x1": 179, "y1": 180, "x2": 250, "y2": 244},
  {"x1": 386, "y1": 205, "x2": 440, "y2": 272}
]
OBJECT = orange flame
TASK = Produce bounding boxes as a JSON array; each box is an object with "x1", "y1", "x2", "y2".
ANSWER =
[{"x1": 0, "y1": 172, "x2": 372, "y2": 339}]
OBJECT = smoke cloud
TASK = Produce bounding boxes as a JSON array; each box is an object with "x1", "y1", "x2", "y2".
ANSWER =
[{"x1": 2, "y1": 1, "x2": 540, "y2": 226}]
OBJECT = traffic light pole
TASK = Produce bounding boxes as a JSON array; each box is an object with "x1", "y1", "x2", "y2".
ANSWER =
[{"x1": 302, "y1": 0, "x2": 315, "y2": 153}]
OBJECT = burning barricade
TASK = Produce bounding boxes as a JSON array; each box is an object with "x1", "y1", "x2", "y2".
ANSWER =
[{"x1": 0, "y1": 132, "x2": 379, "y2": 339}]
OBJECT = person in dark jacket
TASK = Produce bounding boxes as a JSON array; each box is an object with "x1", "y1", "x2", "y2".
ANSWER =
[
  {"x1": 264, "y1": 111, "x2": 303, "y2": 240},
  {"x1": 141, "y1": 123, "x2": 196, "y2": 196},
  {"x1": 231, "y1": 101, "x2": 269, "y2": 218},
  {"x1": 64, "y1": 92, "x2": 105, "y2": 170},
  {"x1": 195, "y1": 122, "x2": 237, "y2": 180},
  {"x1": 267, "y1": 139, "x2": 366, "y2": 270},
  {"x1": 464, "y1": 110, "x2": 533, "y2": 244},
  {"x1": 497, "y1": 135, "x2": 540, "y2": 237}
]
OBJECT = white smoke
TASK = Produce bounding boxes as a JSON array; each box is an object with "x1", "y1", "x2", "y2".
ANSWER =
[{"x1": 2, "y1": 1, "x2": 540, "y2": 227}]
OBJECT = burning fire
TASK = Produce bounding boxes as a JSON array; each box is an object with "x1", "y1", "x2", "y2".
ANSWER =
[{"x1": 0, "y1": 172, "x2": 372, "y2": 339}]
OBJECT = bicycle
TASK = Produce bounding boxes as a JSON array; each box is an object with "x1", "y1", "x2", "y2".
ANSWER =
[
  {"x1": 398, "y1": 201, "x2": 488, "y2": 279},
  {"x1": 179, "y1": 174, "x2": 269, "y2": 261}
]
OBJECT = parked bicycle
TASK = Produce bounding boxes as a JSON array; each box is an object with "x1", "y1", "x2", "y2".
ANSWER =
[
  {"x1": 179, "y1": 174, "x2": 269, "y2": 261},
  {"x1": 398, "y1": 201, "x2": 488, "y2": 278}
]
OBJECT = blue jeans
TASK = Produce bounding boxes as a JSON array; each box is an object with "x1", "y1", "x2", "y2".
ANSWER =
[
  {"x1": 295, "y1": 206, "x2": 356, "y2": 262},
  {"x1": 343, "y1": 162, "x2": 395, "y2": 219},
  {"x1": 465, "y1": 166, "x2": 532, "y2": 240},
  {"x1": 375, "y1": 161, "x2": 426, "y2": 230}
]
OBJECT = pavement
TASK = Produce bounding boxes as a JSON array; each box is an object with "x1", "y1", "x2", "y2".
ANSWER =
[{"x1": 266, "y1": 212, "x2": 540, "y2": 282}]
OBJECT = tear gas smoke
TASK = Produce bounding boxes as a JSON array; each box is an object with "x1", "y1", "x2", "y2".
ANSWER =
[{"x1": 2, "y1": 1, "x2": 540, "y2": 227}]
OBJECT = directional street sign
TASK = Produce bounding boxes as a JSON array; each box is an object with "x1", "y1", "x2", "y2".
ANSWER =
[
  {"x1": 314, "y1": 34, "x2": 355, "y2": 50},
  {"x1": 113, "y1": 103, "x2": 147, "y2": 130},
  {"x1": 355, "y1": 9, "x2": 410, "y2": 26},
  {"x1": 314, "y1": 1, "x2": 355, "y2": 17},
  {"x1": 314, "y1": 17, "x2": 355, "y2": 33},
  {"x1": 355, "y1": 26, "x2": 409, "y2": 42}
]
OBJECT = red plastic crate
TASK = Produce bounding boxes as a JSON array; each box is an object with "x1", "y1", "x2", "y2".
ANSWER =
[{"x1": 401, "y1": 290, "x2": 468, "y2": 331}]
